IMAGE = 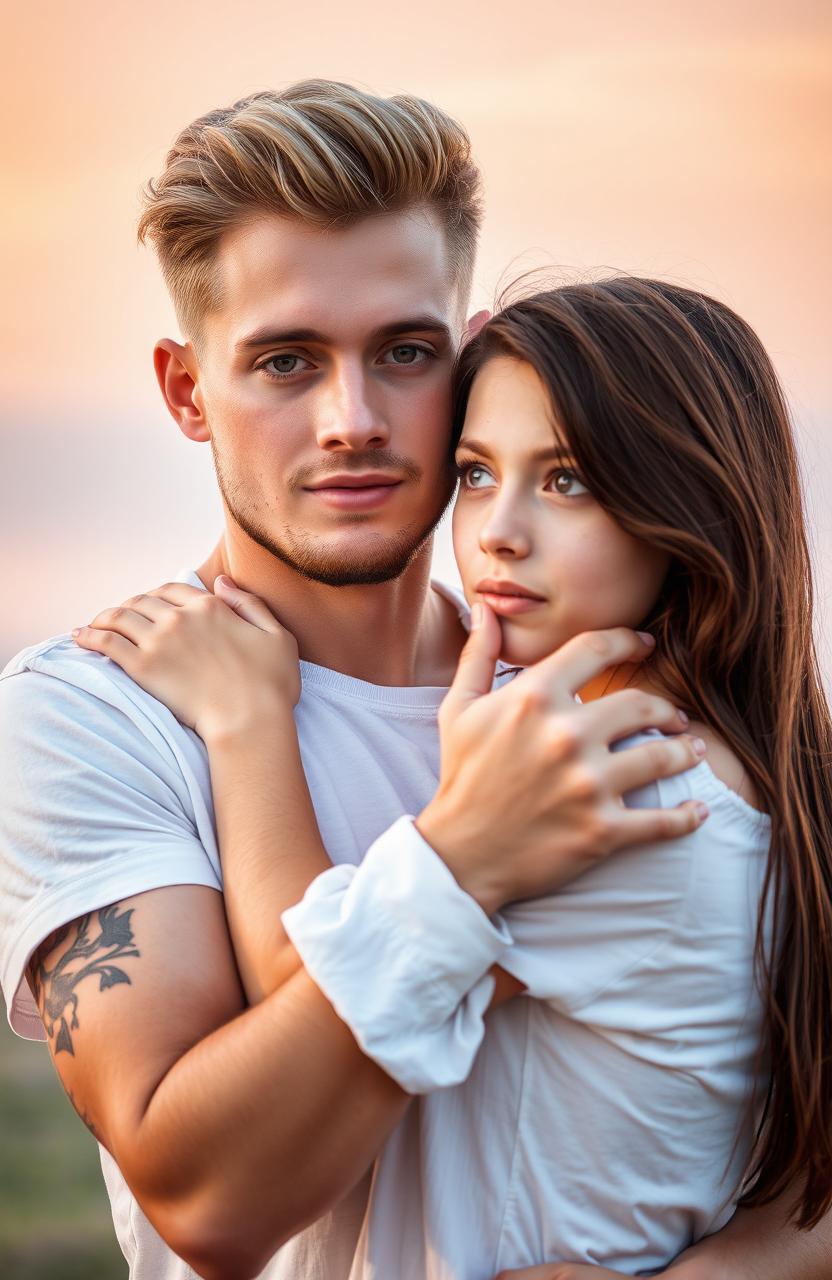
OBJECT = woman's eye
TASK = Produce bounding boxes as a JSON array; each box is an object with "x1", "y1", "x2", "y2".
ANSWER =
[
  {"x1": 549, "y1": 469, "x2": 589, "y2": 497},
  {"x1": 383, "y1": 344, "x2": 429, "y2": 366},
  {"x1": 457, "y1": 463, "x2": 496, "y2": 490},
  {"x1": 259, "y1": 354, "x2": 312, "y2": 380}
]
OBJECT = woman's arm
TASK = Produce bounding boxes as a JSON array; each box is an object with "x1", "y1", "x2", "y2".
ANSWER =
[
  {"x1": 74, "y1": 575, "x2": 334, "y2": 1006},
  {"x1": 204, "y1": 703, "x2": 330, "y2": 1003}
]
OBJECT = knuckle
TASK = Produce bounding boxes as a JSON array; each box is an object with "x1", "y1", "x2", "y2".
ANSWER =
[
  {"x1": 568, "y1": 763, "x2": 602, "y2": 803},
  {"x1": 546, "y1": 719, "x2": 581, "y2": 763},
  {"x1": 109, "y1": 606, "x2": 126, "y2": 624},
  {"x1": 579, "y1": 629, "x2": 615, "y2": 661},
  {"x1": 124, "y1": 594, "x2": 145, "y2": 609},
  {"x1": 513, "y1": 683, "x2": 547, "y2": 717},
  {"x1": 584, "y1": 811, "x2": 615, "y2": 857}
]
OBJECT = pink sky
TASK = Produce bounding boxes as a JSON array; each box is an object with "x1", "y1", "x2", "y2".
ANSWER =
[{"x1": 2, "y1": 2, "x2": 830, "y2": 677}]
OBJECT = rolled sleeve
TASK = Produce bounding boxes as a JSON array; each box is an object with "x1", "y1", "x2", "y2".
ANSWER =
[{"x1": 282, "y1": 816, "x2": 512, "y2": 1093}]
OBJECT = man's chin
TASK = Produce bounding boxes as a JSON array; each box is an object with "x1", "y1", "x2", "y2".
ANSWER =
[{"x1": 236, "y1": 518, "x2": 439, "y2": 589}]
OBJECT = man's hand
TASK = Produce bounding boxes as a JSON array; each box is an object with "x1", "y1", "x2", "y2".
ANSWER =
[
  {"x1": 495, "y1": 1268, "x2": 631, "y2": 1280},
  {"x1": 417, "y1": 604, "x2": 708, "y2": 915}
]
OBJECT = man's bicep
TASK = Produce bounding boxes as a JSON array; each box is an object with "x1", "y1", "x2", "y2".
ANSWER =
[{"x1": 26, "y1": 884, "x2": 246, "y2": 1158}]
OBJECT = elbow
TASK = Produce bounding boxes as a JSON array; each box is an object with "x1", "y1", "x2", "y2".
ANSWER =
[{"x1": 152, "y1": 1205, "x2": 277, "y2": 1280}]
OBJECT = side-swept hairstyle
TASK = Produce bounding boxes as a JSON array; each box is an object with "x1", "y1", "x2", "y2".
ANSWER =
[
  {"x1": 138, "y1": 79, "x2": 482, "y2": 339},
  {"x1": 453, "y1": 278, "x2": 832, "y2": 1229}
]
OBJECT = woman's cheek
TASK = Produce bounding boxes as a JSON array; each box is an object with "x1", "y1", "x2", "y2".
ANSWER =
[{"x1": 451, "y1": 502, "x2": 479, "y2": 603}]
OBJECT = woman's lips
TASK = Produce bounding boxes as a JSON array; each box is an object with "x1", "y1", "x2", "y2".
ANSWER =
[{"x1": 479, "y1": 591, "x2": 546, "y2": 617}]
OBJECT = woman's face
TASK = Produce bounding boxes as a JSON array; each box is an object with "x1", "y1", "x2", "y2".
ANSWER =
[{"x1": 452, "y1": 355, "x2": 671, "y2": 667}]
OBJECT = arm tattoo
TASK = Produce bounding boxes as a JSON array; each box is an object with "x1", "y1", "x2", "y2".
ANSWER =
[
  {"x1": 67, "y1": 1087, "x2": 101, "y2": 1142},
  {"x1": 29, "y1": 905, "x2": 140, "y2": 1056}
]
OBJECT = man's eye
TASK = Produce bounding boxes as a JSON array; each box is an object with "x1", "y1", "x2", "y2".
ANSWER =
[
  {"x1": 549, "y1": 469, "x2": 589, "y2": 497},
  {"x1": 383, "y1": 345, "x2": 430, "y2": 366},
  {"x1": 457, "y1": 462, "x2": 496, "y2": 490},
  {"x1": 259, "y1": 354, "x2": 312, "y2": 380}
]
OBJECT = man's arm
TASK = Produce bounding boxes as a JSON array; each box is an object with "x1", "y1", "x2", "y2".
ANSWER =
[
  {"x1": 26, "y1": 886, "x2": 409, "y2": 1280},
  {"x1": 9, "y1": 620, "x2": 704, "y2": 1278},
  {"x1": 494, "y1": 1190, "x2": 832, "y2": 1279},
  {"x1": 668, "y1": 1188, "x2": 832, "y2": 1280}
]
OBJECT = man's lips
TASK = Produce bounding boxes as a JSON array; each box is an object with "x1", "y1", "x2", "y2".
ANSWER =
[
  {"x1": 475, "y1": 578, "x2": 548, "y2": 617},
  {"x1": 306, "y1": 472, "x2": 404, "y2": 491},
  {"x1": 304, "y1": 473, "x2": 404, "y2": 510}
]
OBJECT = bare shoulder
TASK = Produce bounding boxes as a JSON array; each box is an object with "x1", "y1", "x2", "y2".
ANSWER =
[{"x1": 687, "y1": 718, "x2": 765, "y2": 813}]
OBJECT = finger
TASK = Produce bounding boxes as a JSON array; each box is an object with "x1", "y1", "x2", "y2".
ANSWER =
[
  {"x1": 579, "y1": 687, "x2": 690, "y2": 742},
  {"x1": 117, "y1": 593, "x2": 179, "y2": 623},
  {"x1": 85, "y1": 607, "x2": 155, "y2": 645},
  {"x1": 441, "y1": 602, "x2": 502, "y2": 720},
  {"x1": 613, "y1": 799, "x2": 709, "y2": 847},
  {"x1": 213, "y1": 575, "x2": 284, "y2": 633},
  {"x1": 606, "y1": 733, "x2": 707, "y2": 795},
  {"x1": 520, "y1": 628, "x2": 657, "y2": 706},
  {"x1": 143, "y1": 582, "x2": 208, "y2": 606},
  {"x1": 72, "y1": 626, "x2": 140, "y2": 671}
]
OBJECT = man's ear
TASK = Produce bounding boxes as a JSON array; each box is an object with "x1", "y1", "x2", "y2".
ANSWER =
[
  {"x1": 153, "y1": 339, "x2": 211, "y2": 443},
  {"x1": 464, "y1": 309, "x2": 491, "y2": 343}
]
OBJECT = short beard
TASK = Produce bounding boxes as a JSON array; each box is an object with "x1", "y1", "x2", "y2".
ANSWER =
[{"x1": 213, "y1": 448, "x2": 455, "y2": 588}]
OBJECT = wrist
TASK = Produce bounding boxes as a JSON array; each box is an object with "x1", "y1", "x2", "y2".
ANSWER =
[
  {"x1": 414, "y1": 801, "x2": 504, "y2": 917},
  {"x1": 199, "y1": 692, "x2": 296, "y2": 747}
]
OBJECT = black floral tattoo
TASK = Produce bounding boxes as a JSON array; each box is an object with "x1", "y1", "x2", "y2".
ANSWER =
[{"x1": 29, "y1": 905, "x2": 139, "y2": 1056}]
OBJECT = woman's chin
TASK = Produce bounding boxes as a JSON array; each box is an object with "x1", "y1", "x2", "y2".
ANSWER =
[{"x1": 498, "y1": 627, "x2": 563, "y2": 669}]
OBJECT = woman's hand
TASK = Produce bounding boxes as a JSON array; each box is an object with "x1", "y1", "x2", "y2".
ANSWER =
[{"x1": 72, "y1": 576, "x2": 300, "y2": 740}]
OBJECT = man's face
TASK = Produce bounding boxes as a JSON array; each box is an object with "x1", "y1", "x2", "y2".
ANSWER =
[{"x1": 193, "y1": 208, "x2": 462, "y2": 586}]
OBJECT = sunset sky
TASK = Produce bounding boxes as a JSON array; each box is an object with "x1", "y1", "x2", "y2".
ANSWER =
[{"x1": 2, "y1": 1, "x2": 830, "y2": 675}]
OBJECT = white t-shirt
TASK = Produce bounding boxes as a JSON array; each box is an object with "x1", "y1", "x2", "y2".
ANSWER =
[
  {"x1": 0, "y1": 572, "x2": 507, "y2": 1280},
  {"x1": 0, "y1": 570, "x2": 772, "y2": 1278}
]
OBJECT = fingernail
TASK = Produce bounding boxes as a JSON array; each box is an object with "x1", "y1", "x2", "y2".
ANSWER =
[
  {"x1": 693, "y1": 737, "x2": 707, "y2": 757},
  {"x1": 637, "y1": 631, "x2": 656, "y2": 647},
  {"x1": 471, "y1": 603, "x2": 483, "y2": 630},
  {"x1": 216, "y1": 574, "x2": 232, "y2": 588},
  {"x1": 678, "y1": 709, "x2": 690, "y2": 726},
  {"x1": 71, "y1": 628, "x2": 80, "y2": 638},
  {"x1": 695, "y1": 801, "x2": 709, "y2": 822}
]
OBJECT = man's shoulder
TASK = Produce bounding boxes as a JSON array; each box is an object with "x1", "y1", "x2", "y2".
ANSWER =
[{"x1": 0, "y1": 631, "x2": 189, "y2": 752}]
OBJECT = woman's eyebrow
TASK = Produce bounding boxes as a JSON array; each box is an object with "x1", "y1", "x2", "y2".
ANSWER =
[{"x1": 457, "y1": 438, "x2": 576, "y2": 463}]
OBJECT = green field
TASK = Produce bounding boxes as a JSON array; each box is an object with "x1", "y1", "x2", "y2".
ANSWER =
[{"x1": 0, "y1": 1017, "x2": 126, "y2": 1279}]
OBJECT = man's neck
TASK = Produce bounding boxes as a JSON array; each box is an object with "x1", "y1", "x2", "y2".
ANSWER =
[{"x1": 197, "y1": 533, "x2": 466, "y2": 688}]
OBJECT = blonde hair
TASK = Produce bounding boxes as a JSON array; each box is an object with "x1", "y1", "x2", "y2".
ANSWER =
[{"x1": 138, "y1": 79, "x2": 483, "y2": 339}]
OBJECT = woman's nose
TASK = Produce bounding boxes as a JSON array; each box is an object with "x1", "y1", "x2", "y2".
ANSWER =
[{"x1": 478, "y1": 506, "x2": 532, "y2": 558}]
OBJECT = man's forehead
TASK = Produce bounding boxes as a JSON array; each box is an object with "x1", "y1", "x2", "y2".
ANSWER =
[{"x1": 208, "y1": 208, "x2": 459, "y2": 350}]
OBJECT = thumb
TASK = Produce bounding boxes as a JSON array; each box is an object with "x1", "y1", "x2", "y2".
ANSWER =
[
  {"x1": 443, "y1": 602, "x2": 502, "y2": 719},
  {"x1": 214, "y1": 575, "x2": 283, "y2": 634}
]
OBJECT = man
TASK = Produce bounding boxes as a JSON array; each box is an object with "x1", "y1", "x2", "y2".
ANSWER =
[{"x1": 0, "y1": 81, "x2": 828, "y2": 1280}]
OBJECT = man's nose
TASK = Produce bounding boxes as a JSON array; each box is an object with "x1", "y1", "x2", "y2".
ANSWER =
[{"x1": 315, "y1": 362, "x2": 389, "y2": 451}]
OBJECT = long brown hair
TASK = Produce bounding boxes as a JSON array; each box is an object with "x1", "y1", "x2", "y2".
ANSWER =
[{"x1": 453, "y1": 277, "x2": 832, "y2": 1228}]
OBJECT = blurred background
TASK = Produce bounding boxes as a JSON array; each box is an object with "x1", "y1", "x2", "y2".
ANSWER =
[{"x1": 1, "y1": 1, "x2": 830, "y2": 1276}]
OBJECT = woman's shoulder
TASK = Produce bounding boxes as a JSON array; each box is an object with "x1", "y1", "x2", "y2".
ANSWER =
[{"x1": 613, "y1": 725, "x2": 770, "y2": 838}]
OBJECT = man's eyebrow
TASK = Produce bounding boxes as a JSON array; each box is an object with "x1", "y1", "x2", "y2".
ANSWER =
[
  {"x1": 457, "y1": 438, "x2": 576, "y2": 463},
  {"x1": 234, "y1": 316, "x2": 453, "y2": 352}
]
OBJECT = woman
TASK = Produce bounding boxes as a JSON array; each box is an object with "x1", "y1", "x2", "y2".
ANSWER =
[{"x1": 74, "y1": 278, "x2": 832, "y2": 1276}]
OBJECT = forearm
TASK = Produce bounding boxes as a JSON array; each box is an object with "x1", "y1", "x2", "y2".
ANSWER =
[
  {"x1": 205, "y1": 705, "x2": 331, "y2": 1003},
  {"x1": 128, "y1": 962, "x2": 408, "y2": 1276},
  {"x1": 668, "y1": 1191, "x2": 832, "y2": 1280}
]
